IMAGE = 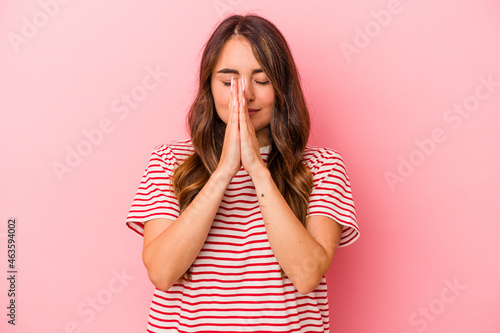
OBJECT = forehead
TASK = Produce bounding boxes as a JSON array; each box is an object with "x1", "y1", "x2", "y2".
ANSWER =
[{"x1": 214, "y1": 36, "x2": 261, "y2": 71}]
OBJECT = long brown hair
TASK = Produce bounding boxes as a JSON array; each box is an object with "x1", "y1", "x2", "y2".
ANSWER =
[{"x1": 172, "y1": 14, "x2": 313, "y2": 279}]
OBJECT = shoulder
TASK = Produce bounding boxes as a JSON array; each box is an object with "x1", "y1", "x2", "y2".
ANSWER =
[
  {"x1": 150, "y1": 139, "x2": 195, "y2": 166},
  {"x1": 302, "y1": 144, "x2": 347, "y2": 173}
]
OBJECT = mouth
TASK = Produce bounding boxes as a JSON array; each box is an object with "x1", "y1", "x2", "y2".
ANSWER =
[{"x1": 248, "y1": 108, "x2": 261, "y2": 115}]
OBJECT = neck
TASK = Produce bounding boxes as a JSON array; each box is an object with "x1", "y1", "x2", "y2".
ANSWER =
[{"x1": 256, "y1": 126, "x2": 271, "y2": 147}]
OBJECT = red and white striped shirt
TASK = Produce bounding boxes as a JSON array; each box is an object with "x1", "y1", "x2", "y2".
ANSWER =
[{"x1": 126, "y1": 139, "x2": 359, "y2": 332}]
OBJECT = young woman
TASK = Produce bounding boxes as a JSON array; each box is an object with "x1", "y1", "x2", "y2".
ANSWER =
[{"x1": 126, "y1": 14, "x2": 359, "y2": 332}]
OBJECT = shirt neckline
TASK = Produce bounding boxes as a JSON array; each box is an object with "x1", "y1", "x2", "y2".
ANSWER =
[{"x1": 259, "y1": 145, "x2": 271, "y2": 154}]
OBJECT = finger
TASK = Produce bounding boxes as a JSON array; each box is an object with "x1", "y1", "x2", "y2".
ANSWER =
[
  {"x1": 239, "y1": 75, "x2": 246, "y2": 109},
  {"x1": 227, "y1": 77, "x2": 233, "y2": 124},
  {"x1": 239, "y1": 76, "x2": 247, "y2": 127},
  {"x1": 239, "y1": 76, "x2": 255, "y2": 134},
  {"x1": 227, "y1": 77, "x2": 239, "y2": 129},
  {"x1": 231, "y1": 78, "x2": 239, "y2": 128},
  {"x1": 229, "y1": 76, "x2": 234, "y2": 107}
]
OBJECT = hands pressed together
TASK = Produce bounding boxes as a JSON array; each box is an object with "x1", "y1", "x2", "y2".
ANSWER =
[{"x1": 217, "y1": 76, "x2": 268, "y2": 180}]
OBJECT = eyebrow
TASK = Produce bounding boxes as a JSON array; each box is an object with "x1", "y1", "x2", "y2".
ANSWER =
[{"x1": 216, "y1": 68, "x2": 264, "y2": 75}]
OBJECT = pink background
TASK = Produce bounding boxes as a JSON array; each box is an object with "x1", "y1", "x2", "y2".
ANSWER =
[{"x1": 1, "y1": 0, "x2": 499, "y2": 332}]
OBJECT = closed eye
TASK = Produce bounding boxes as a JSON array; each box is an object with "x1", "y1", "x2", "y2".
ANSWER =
[{"x1": 222, "y1": 80, "x2": 270, "y2": 86}]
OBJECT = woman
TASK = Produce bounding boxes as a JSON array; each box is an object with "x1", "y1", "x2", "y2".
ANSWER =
[{"x1": 126, "y1": 14, "x2": 359, "y2": 332}]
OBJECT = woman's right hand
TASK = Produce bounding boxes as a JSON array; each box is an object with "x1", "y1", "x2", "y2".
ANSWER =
[
  {"x1": 215, "y1": 77, "x2": 242, "y2": 181},
  {"x1": 144, "y1": 81, "x2": 242, "y2": 289}
]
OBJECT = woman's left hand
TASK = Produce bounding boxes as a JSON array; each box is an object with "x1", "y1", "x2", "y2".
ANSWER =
[{"x1": 237, "y1": 76, "x2": 267, "y2": 177}]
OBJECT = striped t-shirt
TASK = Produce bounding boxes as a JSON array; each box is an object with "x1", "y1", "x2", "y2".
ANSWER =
[{"x1": 126, "y1": 139, "x2": 359, "y2": 332}]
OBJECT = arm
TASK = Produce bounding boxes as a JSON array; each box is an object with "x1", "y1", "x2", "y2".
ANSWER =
[
  {"x1": 236, "y1": 76, "x2": 343, "y2": 294},
  {"x1": 142, "y1": 169, "x2": 232, "y2": 291},
  {"x1": 142, "y1": 78, "x2": 243, "y2": 291},
  {"x1": 251, "y1": 169, "x2": 343, "y2": 294}
]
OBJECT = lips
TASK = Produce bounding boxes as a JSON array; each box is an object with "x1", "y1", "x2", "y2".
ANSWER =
[{"x1": 248, "y1": 108, "x2": 260, "y2": 114}]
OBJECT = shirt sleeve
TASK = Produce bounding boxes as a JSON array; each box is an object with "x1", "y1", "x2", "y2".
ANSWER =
[
  {"x1": 307, "y1": 148, "x2": 359, "y2": 247},
  {"x1": 125, "y1": 144, "x2": 181, "y2": 237}
]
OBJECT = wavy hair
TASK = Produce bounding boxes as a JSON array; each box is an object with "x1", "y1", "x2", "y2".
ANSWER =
[{"x1": 172, "y1": 14, "x2": 313, "y2": 280}]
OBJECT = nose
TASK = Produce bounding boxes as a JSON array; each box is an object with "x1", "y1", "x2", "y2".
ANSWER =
[{"x1": 242, "y1": 76, "x2": 255, "y2": 102}]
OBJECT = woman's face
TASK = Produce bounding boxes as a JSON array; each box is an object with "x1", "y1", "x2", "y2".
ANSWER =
[{"x1": 211, "y1": 36, "x2": 274, "y2": 146}]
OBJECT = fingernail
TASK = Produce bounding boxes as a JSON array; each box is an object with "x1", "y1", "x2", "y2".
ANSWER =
[
  {"x1": 242, "y1": 75, "x2": 245, "y2": 91},
  {"x1": 230, "y1": 77, "x2": 234, "y2": 92}
]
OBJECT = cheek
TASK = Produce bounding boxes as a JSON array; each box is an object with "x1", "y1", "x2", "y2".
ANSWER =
[
  {"x1": 262, "y1": 88, "x2": 275, "y2": 108},
  {"x1": 212, "y1": 83, "x2": 230, "y2": 122}
]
